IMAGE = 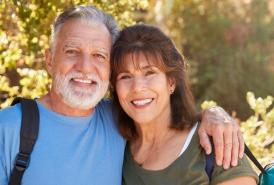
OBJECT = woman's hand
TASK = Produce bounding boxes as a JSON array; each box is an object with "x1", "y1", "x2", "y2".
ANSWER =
[{"x1": 198, "y1": 106, "x2": 244, "y2": 169}]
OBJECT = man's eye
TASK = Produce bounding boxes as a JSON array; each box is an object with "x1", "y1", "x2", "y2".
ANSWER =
[
  {"x1": 65, "y1": 50, "x2": 79, "y2": 55},
  {"x1": 94, "y1": 53, "x2": 106, "y2": 60}
]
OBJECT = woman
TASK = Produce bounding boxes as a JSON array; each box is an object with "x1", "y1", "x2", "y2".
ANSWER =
[{"x1": 110, "y1": 24, "x2": 258, "y2": 185}]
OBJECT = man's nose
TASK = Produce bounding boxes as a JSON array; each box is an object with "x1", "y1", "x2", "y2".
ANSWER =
[{"x1": 75, "y1": 54, "x2": 96, "y2": 73}]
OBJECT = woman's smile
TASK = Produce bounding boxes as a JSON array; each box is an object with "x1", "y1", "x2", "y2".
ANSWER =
[{"x1": 131, "y1": 98, "x2": 154, "y2": 108}]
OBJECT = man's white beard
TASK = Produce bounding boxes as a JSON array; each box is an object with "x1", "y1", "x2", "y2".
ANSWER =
[{"x1": 52, "y1": 71, "x2": 109, "y2": 110}]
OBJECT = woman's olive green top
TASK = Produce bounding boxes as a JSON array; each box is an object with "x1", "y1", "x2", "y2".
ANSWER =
[{"x1": 123, "y1": 127, "x2": 258, "y2": 185}]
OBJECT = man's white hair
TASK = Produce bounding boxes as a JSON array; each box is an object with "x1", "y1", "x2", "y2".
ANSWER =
[{"x1": 50, "y1": 5, "x2": 119, "y2": 52}]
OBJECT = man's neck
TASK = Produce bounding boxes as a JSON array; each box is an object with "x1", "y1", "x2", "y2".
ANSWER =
[{"x1": 39, "y1": 92, "x2": 94, "y2": 117}]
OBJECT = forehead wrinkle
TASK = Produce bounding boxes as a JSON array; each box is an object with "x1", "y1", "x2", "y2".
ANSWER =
[
  {"x1": 63, "y1": 38, "x2": 110, "y2": 54},
  {"x1": 63, "y1": 34, "x2": 109, "y2": 45},
  {"x1": 63, "y1": 38, "x2": 83, "y2": 47}
]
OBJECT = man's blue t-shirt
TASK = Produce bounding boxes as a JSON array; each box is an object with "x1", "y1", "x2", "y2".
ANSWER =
[{"x1": 0, "y1": 99, "x2": 126, "y2": 185}]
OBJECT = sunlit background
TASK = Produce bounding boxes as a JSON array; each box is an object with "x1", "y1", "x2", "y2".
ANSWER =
[{"x1": 0, "y1": 0, "x2": 273, "y2": 168}]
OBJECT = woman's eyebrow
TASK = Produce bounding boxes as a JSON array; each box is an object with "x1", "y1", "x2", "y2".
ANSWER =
[
  {"x1": 140, "y1": 65, "x2": 156, "y2": 70},
  {"x1": 117, "y1": 69, "x2": 130, "y2": 74}
]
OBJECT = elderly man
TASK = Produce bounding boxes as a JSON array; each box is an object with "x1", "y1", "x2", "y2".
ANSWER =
[{"x1": 0, "y1": 5, "x2": 244, "y2": 185}]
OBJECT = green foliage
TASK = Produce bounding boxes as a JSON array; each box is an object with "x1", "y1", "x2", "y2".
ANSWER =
[
  {"x1": 200, "y1": 100, "x2": 217, "y2": 110},
  {"x1": 201, "y1": 92, "x2": 274, "y2": 166},
  {"x1": 241, "y1": 92, "x2": 274, "y2": 166},
  {"x1": 0, "y1": 0, "x2": 148, "y2": 108},
  {"x1": 148, "y1": 0, "x2": 274, "y2": 119}
]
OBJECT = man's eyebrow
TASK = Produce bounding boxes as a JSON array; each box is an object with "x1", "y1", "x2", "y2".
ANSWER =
[
  {"x1": 63, "y1": 41, "x2": 82, "y2": 48},
  {"x1": 97, "y1": 49, "x2": 109, "y2": 55},
  {"x1": 97, "y1": 47, "x2": 108, "y2": 52},
  {"x1": 62, "y1": 44, "x2": 78, "y2": 52}
]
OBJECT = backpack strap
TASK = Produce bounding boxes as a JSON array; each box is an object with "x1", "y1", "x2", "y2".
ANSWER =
[
  {"x1": 205, "y1": 152, "x2": 215, "y2": 180},
  {"x1": 205, "y1": 136, "x2": 215, "y2": 180},
  {"x1": 244, "y1": 144, "x2": 266, "y2": 174},
  {"x1": 8, "y1": 97, "x2": 39, "y2": 185},
  {"x1": 205, "y1": 143, "x2": 267, "y2": 182}
]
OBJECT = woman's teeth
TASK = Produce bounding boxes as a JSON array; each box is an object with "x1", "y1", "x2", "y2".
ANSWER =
[{"x1": 132, "y1": 98, "x2": 153, "y2": 106}]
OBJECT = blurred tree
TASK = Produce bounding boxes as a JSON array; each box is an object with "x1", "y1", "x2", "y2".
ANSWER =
[
  {"x1": 147, "y1": 0, "x2": 274, "y2": 119},
  {"x1": 241, "y1": 92, "x2": 274, "y2": 166},
  {"x1": 0, "y1": 0, "x2": 148, "y2": 107},
  {"x1": 201, "y1": 92, "x2": 274, "y2": 167}
]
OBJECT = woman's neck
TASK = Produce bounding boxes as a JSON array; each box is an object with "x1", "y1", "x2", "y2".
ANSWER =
[
  {"x1": 133, "y1": 123, "x2": 172, "y2": 145},
  {"x1": 130, "y1": 119, "x2": 191, "y2": 169},
  {"x1": 132, "y1": 117, "x2": 178, "y2": 149}
]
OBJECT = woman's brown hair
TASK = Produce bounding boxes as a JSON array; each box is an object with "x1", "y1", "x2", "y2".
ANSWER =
[{"x1": 111, "y1": 24, "x2": 198, "y2": 141}]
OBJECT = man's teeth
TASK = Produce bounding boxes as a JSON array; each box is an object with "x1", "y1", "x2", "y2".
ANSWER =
[
  {"x1": 132, "y1": 98, "x2": 153, "y2": 106},
  {"x1": 73, "y1": 78, "x2": 93, "y2": 84}
]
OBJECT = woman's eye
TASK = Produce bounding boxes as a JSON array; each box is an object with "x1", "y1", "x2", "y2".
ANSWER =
[
  {"x1": 118, "y1": 74, "x2": 131, "y2": 80},
  {"x1": 145, "y1": 70, "x2": 156, "y2": 76}
]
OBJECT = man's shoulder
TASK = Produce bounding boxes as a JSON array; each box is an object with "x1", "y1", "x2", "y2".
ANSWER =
[
  {"x1": 0, "y1": 103, "x2": 22, "y2": 130},
  {"x1": 96, "y1": 98, "x2": 113, "y2": 112},
  {"x1": 98, "y1": 98, "x2": 113, "y2": 105},
  {"x1": 95, "y1": 98, "x2": 120, "y2": 130}
]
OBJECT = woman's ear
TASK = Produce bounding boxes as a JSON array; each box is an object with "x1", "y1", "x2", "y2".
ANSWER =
[
  {"x1": 45, "y1": 49, "x2": 53, "y2": 76},
  {"x1": 168, "y1": 77, "x2": 176, "y2": 94}
]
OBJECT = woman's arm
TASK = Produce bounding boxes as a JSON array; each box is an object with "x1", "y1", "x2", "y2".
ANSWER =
[{"x1": 217, "y1": 176, "x2": 257, "y2": 185}]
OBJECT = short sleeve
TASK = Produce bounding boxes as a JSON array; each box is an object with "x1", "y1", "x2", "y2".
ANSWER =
[
  {"x1": 210, "y1": 155, "x2": 258, "y2": 185},
  {"x1": 0, "y1": 104, "x2": 21, "y2": 185},
  {"x1": 0, "y1": 137, "x2": 8, "y2": 185}
]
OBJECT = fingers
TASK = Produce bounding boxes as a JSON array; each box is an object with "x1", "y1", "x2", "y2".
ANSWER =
[
  {"x1": 198, "y1": 127, "x2": 212, "y2": 154},
  {"x1": 201, "y1": 106, "x2": 245, "y2": 169},
  {"x1": 231, "y1": 128, "x2": 239, "y2": 167},
  {"x1": 212, "y1": 125, "x2": 224, "y2": 166},
  {"x1": 223, "y1": 123, "x2": 233, "y2": 169},
  {"x1": 238, "y1": 130, "x2": 245, "y2": 159}
]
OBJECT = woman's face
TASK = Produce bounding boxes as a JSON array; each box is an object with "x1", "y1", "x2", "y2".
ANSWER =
[{"x1": 115, "y1": 53, "x2": 175, "y2": 125}]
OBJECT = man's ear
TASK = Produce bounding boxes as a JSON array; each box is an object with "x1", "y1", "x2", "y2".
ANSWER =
[{"x1": 45, "y1": 49, "x2": 53, "y2": 76}]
